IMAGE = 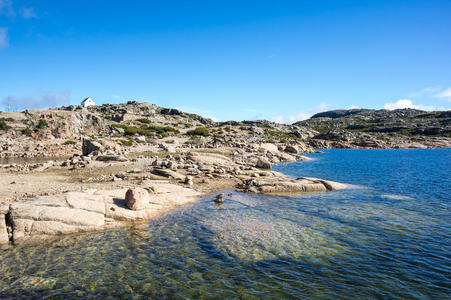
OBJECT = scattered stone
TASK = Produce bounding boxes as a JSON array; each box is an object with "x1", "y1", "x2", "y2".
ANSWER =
[{"x1": 184, "y1": 176, "x2": 194, "y2": 186}]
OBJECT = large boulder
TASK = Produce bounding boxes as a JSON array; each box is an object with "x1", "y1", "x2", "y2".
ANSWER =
[
  {"x1": 125, "y1": 187, "x2": 150, "y2": 210},
  {"x1": 256, "y1": 157, "x2": 271, "y2": 169},
  {"x1": 259, "y1": 143, "x2": 279, "y2": 153},
  {"x1": 284, "y1": 145, "x2": 299, "y2": 154},
  {"x1": 82, "y1": 138, "x2": 104, "y2": 156}
]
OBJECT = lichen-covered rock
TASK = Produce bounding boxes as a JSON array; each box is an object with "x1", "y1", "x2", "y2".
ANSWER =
[{"x1": 125, "y1": 187, "x2": 150, "y2": 210}]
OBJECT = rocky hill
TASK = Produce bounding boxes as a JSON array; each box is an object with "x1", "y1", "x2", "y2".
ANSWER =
[
  {"x1": 295, "y1": 108, "x2": 451, "y2": 148},
  {"x1": 0, "y1": 101, "x2": 317, "y2": 158},
  {"x1": 0, "y1": 103, "x2": 450, "y2": 157}
]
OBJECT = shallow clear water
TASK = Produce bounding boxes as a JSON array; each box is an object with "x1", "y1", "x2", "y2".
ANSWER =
[{"x1": 1, "y1": 149, "x2": 450, "y2": 299}]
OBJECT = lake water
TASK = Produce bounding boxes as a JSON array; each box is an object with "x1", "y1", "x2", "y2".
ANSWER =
[{"x1": 1, "y1": 149, "x2": 450, "y2": 299}]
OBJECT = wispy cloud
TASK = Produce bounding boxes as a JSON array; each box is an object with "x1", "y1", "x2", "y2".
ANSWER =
[
  {"x1": 19, "y1": 6, "x2": 37, "y2": 19},
  {"x1": 271, "y1": 103, "x2": 331, "y2": 124},
  {"x1": 1, "y1": 91, "x2": 70, "y2": 111},
  {"x1": 383, "y1": 99, "x2": 435, "y2": 111},
  {"x1": 0, "y1": 27, "x2": 8, "y2": 48},
  {"x1": 407, "y1": 87, "x2": 440, "y2": 98},
  {"x1": 0, "y1": 0, "x2": 37, "y2": 18},
  {"x1": 434, "y1": 87, "x2": 451, "y2": 101},
  {"x1": 0, "y1": 0, "x2": 14, "y2": 17}
]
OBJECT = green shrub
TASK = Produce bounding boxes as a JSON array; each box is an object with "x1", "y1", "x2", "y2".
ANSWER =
[
  {"x1": 111, "y1": 123, "x2": 179, "y2": 136},
  {"x1": 64, "y1": 140, "x2": 77, "y2": 145},
  {"x1": 119, "y1": 139, "x2": 133, "y2": 146},
  {"x1": 0, "y1": 117, "x2": 14, "y2": 122},
  {"x1": 136, "y1": 118, "x2": 150, "y2": 124},
  {"x1": 21, "y1": 128, "x2": 32, "y2": 135},
  {"x1": 186, "y1": 127, "x2": 209, "y2": 137},
  {"x1": 37, "y1": 119, "x2": 48, "y2": 129},
  {"x1": 0, "y1": 121, "x2": 9, "y2": 131}
]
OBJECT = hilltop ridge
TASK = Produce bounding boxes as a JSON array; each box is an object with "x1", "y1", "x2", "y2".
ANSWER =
[{"x1": 0, "y1": 103, "x2": 450, "y2": 157}]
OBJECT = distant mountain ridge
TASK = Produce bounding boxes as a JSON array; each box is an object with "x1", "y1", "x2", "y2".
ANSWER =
[{"x1": 296, "y1": 108, "x2": 450, "y2": 137}]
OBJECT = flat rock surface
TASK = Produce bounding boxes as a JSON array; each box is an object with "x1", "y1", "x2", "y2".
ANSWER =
[{"x1": 5, "y1": 182, "x2": 201, "y2": 244}]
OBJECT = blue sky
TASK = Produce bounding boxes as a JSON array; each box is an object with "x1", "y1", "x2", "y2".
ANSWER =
[{"x1": 1, "y1": 0, "x2": 450, "y2": 122}]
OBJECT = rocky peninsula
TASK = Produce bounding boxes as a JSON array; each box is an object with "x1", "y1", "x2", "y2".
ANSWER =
[{"x1": 0, "y1": 102, "x2": 448, "y2": 246}]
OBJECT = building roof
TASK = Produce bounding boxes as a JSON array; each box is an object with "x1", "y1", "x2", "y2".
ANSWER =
[{"x1": 81, "y1": 97, "x2": 95, "y2": 104}]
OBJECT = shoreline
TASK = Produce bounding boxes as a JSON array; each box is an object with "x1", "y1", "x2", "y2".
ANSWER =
[{"x1": 0, "y1": 147, "x2": 348, "y2": 247}]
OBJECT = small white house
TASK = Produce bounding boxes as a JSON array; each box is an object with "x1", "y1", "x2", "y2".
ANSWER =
[{"x1": 81, "y1": 97, "x2": 95, "y2": 107}]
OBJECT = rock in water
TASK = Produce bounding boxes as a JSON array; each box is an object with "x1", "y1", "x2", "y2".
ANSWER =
[
  {"x1": 214, "y1": 193, "x2": 224, "y2": 204},
  {"x1": 125, "y1": 187, "x2": 150, "y2": 210}
]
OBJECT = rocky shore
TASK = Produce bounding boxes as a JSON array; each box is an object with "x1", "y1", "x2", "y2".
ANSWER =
[
  {"x1": 2, "y1": 101, "x2": 448, "y2": 246},
  {"x1": 0, "y1": 136, "x2": 346, "y2": 246}
]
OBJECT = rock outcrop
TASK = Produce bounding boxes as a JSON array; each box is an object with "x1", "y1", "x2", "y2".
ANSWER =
[
  {"x1": 4, "y1": 183, "x2": 200, "y2": 244},
  {"x1": 239, "y1": 175, "x2": 348, "y2": 194}
]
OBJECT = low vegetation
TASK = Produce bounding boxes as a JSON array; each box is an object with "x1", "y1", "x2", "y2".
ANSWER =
[
  {"x1": 111, "y1": 124, "x2": 180, "y2": 137},
  {"x1": 186, "y1": 126, "x2": 209, "y2": 137},
  {"x1": 37, "y1": 119, "x2": 49, "y2": 129},
  {"x1": 0, "y1": 120, "x2": 9, "y2": 131}
]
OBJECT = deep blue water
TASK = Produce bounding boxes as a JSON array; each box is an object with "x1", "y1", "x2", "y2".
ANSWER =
[{"x1": 0, "y1": 149, "x2": 450, "y2": 299}]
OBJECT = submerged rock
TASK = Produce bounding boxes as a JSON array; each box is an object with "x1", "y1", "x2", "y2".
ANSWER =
[
  {"x1": 125, "y1": 187, "x2": 150, "y2": 211},
  {"x1": 201, "y1": 199, "x2": 346, "y2": 262}
]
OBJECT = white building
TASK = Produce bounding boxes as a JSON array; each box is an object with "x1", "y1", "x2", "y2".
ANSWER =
[{"x1": 81, "y1": 97, "x2": 96, "y2": 107}]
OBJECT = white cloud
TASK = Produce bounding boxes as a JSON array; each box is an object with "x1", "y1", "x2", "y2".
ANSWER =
[
  {"x1": 271, "y1": 103, "x2": 331, "y2": 124},
  {"x1": 348, "y1": 104, "x2": 360, "y2": 109},
  {"x1": 0, "y1": 27, "x2": 8, "y2": 49},
  {"x1": 434, "y1": 87, "x2": 451, "y2": 101},
  {"x1": 1, "y1": 91, "x2": 71, "y2": 111},
  {"x1": 383, "y1": 99, "x2": 435, "y2": 111}
]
